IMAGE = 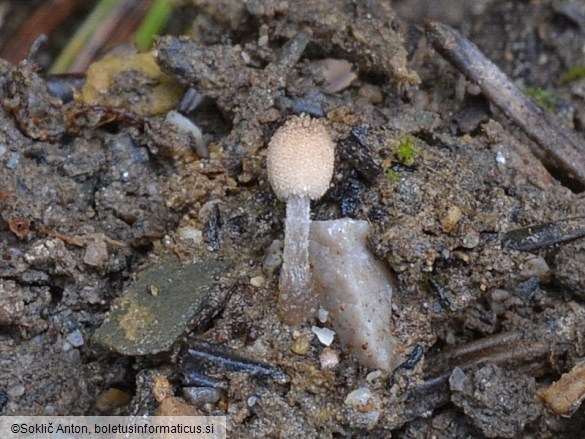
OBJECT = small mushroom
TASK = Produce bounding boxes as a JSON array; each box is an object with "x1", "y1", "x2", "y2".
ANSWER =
[{"x1": 267, "y1": 114, "x2": 335, "y2": 326}]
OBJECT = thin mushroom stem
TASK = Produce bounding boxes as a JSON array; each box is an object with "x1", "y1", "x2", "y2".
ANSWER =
[
  {"x1": 278, "y1": 195, "x2": 317, "y2": 325},
  {"x1": 266, "y1": 114, "x2": 334, "y2": 326}
]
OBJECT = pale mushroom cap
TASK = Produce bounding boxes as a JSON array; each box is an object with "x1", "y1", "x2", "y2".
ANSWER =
[{"x1": 267, "y1": 115, "x2": 335, "y2": 200}]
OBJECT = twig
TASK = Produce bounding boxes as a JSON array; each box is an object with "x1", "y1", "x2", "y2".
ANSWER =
[
  {"x1": 0, "y1": 0, "x2": 81, "y2": 64},
  {"x1": 425, "y1": 20, "x2": 585, "y2": 189},
  {"x1": 267, "y1": 28, "x2": 312, "y2": 76},
  {"x1": 50, "y1": 0, "x2": 152, "y2": 73},
  {"x1": 405, "y1": 330, "x2": 562, "y2": 419},
  {"x1": 502, "y1": 216, "x2": 585, "y2": 251}
]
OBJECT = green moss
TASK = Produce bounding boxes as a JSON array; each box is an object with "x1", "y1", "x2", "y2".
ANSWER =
[
  {"x1": 385, "y1": 168, "x2": 399, "y2": 182},
  {"x1": 394, "y1": 135, "x2": 420, "y2": 167},
  {"x1": 525, "y1": 87, "x2": 558, "y2": 112},
  {"x1": 560, "y1": 65, "x2": 585, "y2": 85}
]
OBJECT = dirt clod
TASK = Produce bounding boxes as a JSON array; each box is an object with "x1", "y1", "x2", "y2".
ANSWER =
[{"x1": 2, "y1": 0, "x2": 585, "y2": 436}]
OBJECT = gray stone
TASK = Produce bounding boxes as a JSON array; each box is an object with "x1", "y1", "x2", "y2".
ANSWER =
[
  {"x1": 93, "y1": 257, "x2": 232, "y2": 355},
  {"x1": 309, "y1": 219, "x2": 398, "y2": 371}
]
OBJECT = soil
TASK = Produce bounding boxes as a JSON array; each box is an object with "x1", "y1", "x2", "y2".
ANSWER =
[{"x1": 2, "y1": 0, "x2": 585, "y2": 437}]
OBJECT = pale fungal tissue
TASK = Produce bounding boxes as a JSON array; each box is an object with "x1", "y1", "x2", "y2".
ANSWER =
[
  {"x1": 266, "y1": 114, "x2": 335, "y2": 326},
  {"x1": 309, "y1": 219, "x2": 399, "y2": 371},
  {"x1": 266, "y1": 115, "x2": 398, "y2": 371}
]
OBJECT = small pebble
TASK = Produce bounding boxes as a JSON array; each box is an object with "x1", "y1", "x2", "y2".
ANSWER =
[
  {"x1": 358, "y1": 84, "x2": 383, "y2": 104},
  {"x1": 64, "y1": 316, "x2": 79, "y2": 332},
  {"x1": 454, "y1": 251, "x2": 470, "y2": 263},
  {"x1": 5, "y1": 152, "x2": 19, "y2": 169},
  {"x1": 182, "y1": 387, "x2": 221, "y2": 406},
  {"x1": 165, "y1": 110, "x2": 207, "y2": 158},
  {"x1": 66, "y1": 329, "x2": 84, "y2": 347},
  {"x1": 466, "y1": 83, "x2": 482, "y2": 95},
  {"x1": 521, "y1": 256, "x2": 550, "y2": 282},
  {"x1": 148, "y1": 284, "x2": 160, "y2": 297},
  {"x1": 311, "y1": 326, "x2": 336, "y2": 346},
  {"x1": 449, "y1": 366, "x2": 470, "y2": 393},
  {"x1": 461, "y1": 229, "x2": 480, "y2": 249},
  {"x1": 262, "y1": 240, "x2": 283, "y2": 275},
  {"x1": 94, "y1": 388, "x2": 131, "y2": 413},
  {"x1": 291, "y1": 337, "x2": 310, "y2": 355},
  {"x1": 65, "y1": 349, "x2": 81, "y2": 363},
  {"x1": 258, "y1": 34, "x2": 269, "y2": 46},
  {"x1": 42, "y1": 405, "x2": 56, "y2": 415},
  {"x1": 319, "y1": 348, "x2": 339, "y2": 370},
  {"x1": 177, "y1": 227, "x2": 204, "y2": 244},
  {"x1": 81, "y1": 286, "x2": 101, "y2": 304},
  {"x1": 290, "y1": 92, "x2": 325, "y2": 117},
  {"x1": 366, "y1": 370, "x2": 382, "y2": 382},
  {"x1": 83, "y1": 238, "x2": 108, "y2": 268},
  {"x1": 156, "y1": 396, "x2": 201, "y2": 416},
  {"x1": 31, "y1": 334, "x2": 44, "y2": 346},
  {"x1": 250, "y1": 275, "x2": 266, "y2": 287},
  {"x1": 146, "y1": 182, "x2": 159, "y2": 197},
  {"x1": 315, "y1": 58, "x2": 357, "y2": 93},
  {"x1": 249, "y1": 339, "x2": 270, "y2": 358},
  {"x1": 153, "y1": 377, "x2": 174, "y2": 403},
  {"x1": 442, "y1": 205, "x2": 463, "y2": 233},
  {"x1": 491, "y1": 289, "x2": 510, "y2": 302},
  {"x1": 344, "y1": 387, "x2": 372, "y2": 408},
  {"x1": 8, "y1": 384, "x2": 25, "y2": 397}
]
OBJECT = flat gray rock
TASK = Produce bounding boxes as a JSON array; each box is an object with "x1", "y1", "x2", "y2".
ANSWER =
[{"x1": 93, "y1": 257, "x2": 232, "y2": 355}]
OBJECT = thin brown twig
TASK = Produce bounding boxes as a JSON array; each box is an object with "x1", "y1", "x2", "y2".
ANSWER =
[
  {"x1": 68, "y1": 0, "x2": 152, "y2": 72},
  {"x1": 0, "y1": 0, "x2": 81, "y2": 64},
  {"x1": 405, "y1": 330, "x2": 564, "y2": 419},
  {"x1": 425, "y1": 20, "x2": 585, "y2": 190}
]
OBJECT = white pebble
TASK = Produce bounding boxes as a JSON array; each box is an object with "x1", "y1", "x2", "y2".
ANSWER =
[
  {"x1": 66, "y1": 329, "x2": 85, "y2": 347},
  {"x1": 310, "y1": 220, "x2": 398, "y2": 370},
  {"x1": 165, "y1": 110, "x2": 207, "y2": 157},
  {"x1": 177, "y1": 227, "x2": 203, "y2": 244},
  {"x1": 8, "y1": 384, "x2": 25, "y2": 397},
  {"x1": 262, "y1": 239, "x2": 283, "y2": 275},
  {"x1": 258, "y1": 35, "x2": 268, "y2": 46},
  {"x1": 317, "y1": 307, "x2": 329, "y2": 323},
  {"x1": 250, "y1": 275, "x2": 266, "y2": 287},
  {"x1": 319, "y1": 348, "x2": 339, "y2": 370},
  {"x1": 311, "y1": 326, "x2": 335, "y2": 346},
  {"x1": 182, "y1": 387, "x2": 221, "y2": 405},
  {"x1": 366, "y1": 370, "x2": 383, "y2": 382},
  {"x1": 345, "y1": 387, "x2": 372, "y2": 408}
]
